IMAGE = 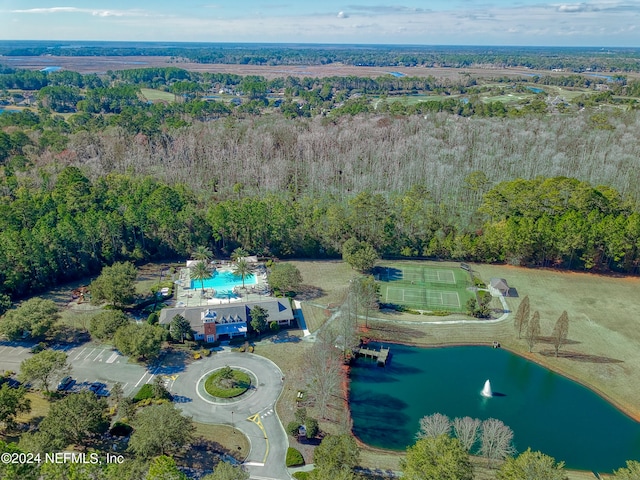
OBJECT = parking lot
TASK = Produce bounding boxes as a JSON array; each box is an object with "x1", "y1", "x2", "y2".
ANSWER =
[{"x1": 0, "y1": 340, "x2": 184, "y2": 397}]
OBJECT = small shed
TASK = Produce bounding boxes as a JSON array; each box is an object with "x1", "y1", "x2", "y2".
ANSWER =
[{"x1": 489, "y1": 278, "x2": 510, "y2": 296}]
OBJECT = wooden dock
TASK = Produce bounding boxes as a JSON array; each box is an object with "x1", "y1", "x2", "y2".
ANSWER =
[{"x1": 355, "y1": 346, "x2": 390, "y2": 366}]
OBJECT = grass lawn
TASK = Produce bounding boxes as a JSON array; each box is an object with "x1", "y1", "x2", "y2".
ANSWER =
[
  {"x1": 289, "y1": 260, "x2": 353, "y2": 307},
  {"x1": 192, "y1": 423, "x2": 250, "y2": 461},
  {"x1": 204, "y1": 369, "x2": 251, "y2": 398},
  {"x1": 140, "y1": 88, "x2": 175, "y2": 102}
]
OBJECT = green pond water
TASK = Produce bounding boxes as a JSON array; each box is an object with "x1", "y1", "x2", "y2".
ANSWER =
[{"x1": 349, "y1": 344, "x2": 640, "y2": 472}]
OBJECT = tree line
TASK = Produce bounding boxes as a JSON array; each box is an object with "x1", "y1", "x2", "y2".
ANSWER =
[
  {"x1": 1, "y1": 166, "x2": 640, "y2": 302},
  {"x1": 2, "y1": 42, "x2": 640, "y2": 72}
]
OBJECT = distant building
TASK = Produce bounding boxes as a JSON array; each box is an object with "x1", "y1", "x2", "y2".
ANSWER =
[{"x1": 159, "y1": 298, "x2": 295, "y2": 343}]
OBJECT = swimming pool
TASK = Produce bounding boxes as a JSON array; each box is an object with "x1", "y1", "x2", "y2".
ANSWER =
[{"x1": 190, "y1": 270, "x2": 256, "y2": 291}]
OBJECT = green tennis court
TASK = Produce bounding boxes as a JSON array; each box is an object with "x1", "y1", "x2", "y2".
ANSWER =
[{"x1": 375, "y1": 263, "x2": 474, "y2": 312}]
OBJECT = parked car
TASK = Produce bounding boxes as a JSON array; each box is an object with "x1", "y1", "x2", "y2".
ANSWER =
[
  {"x1": 57, "y1": 376, "x2": 73, "y2": 391},
  {"x1": 88, "y1": 382, "x2": 108, "y2": 396}
]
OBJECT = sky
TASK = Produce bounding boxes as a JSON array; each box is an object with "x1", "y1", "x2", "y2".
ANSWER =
[{"x1": 1, "y1": 0, "x2": 639, "y2": 47}]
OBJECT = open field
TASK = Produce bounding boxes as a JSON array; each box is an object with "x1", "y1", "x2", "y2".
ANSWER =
[
  {"x1": 7, "y1": 55, "x2": 640, "y2": 81},
  {"x1": 140, "y1": 88, "x2": 176, "y2": 102}
]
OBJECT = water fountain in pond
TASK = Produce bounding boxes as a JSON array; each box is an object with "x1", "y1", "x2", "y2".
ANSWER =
[{"x1": 481, "y1": 379, "x2": 493, "y2": 397}]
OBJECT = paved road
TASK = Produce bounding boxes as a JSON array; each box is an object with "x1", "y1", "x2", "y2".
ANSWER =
[
  {"x1": 0, "y1": 341, "x2": 290, "y2": 480},
  {"x1": 170, "y1": 351, "x2": 290, "y2": 480}
]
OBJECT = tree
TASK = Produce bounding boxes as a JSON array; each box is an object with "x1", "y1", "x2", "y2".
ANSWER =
[
  {"x1": 0, "y1": 440, "x2": 40, "y2": 480},
  {"x1": 110, "y1": 382, "x2": 124, "y2": 407},
  {"x1": 0, "y1": 297, "x2": 59, "y2": 341},
  {"x1": 90, "y1": 262, "x2": 138, "y2": 309},
  {"x1": 305, "y1": 416, "x2": 319, "y2": 438},
  {"x1": 202, "y1": 461, "x2": 249, "y2": 480},
  {"x1": 113, "y1": 323, "x2": 165, "y2": 361},
  {"x1": 151, "y1": 375, "x2": 171, "y2": 401},
  {"x1": 38, "y1": 391, "x2": 108, "y2": 449},
  {"x1": 19, "y1": 350, "x2": 69, "y2": 393},
  {"x1": 305, "y1": 332, "x2": 342, "y2": 419},
  {"x1": 452, "y1": 416, "x2": 481, "y2": 453},
  {"x1": 89, "y1": 310, "x2": 130, "y2": 341},
  {"x1": 401, "y1": 435, "x2": 473, "y2": 480},
  {"x1": 480, "y1": 418, "x2": 515, "y2": 467},
  {"x1": 612, "y1": 460, "x2": 640, "y2": 479},
  {"x1": 552, "y1": 311, "x2": 570, "y2": 357},
  {"x1": 249, "y1": 305, "x2": 269, "y2": 334},
  {"x1": 497, "y1": 448, "x2": 567, "y2": 480},
  {"x1": 342, "y1": 238, "x2": 378, "y2": 273},
  {"x1": 417, "y1": 413, "x2": 452, "y2": 439},
  {"x1": 230, "y1": 247, "x2": 248, "y2": 263},
  {"x1": 169, "y1": 314, "x2": 191, "y2": 343},
  {"x1": 525, "y1": 311, "x2": 541, "y2": 353},
  {"x1": 0, "y1": 383, "x2": 31, "y2": 431},
  {"x1": 353, "y1": 275, "x2": 379, "y2": 328},
  {"x1": 267, "y1": 263, "x2": 303, "y2": 293},
  {"x1": 514, "y1": 295, "x2": 530, "y2": 339},
  {"x1": 233, "y1": 258, "x2": 252, "y2": 289},
  {"x1": 146, "y1": 455, "x2": 187, "y2": 480},
  {"x1": 192, "y1": 245, "x2": 214, "y2": 263},
  {"x1": 128, "y1": 403, "x2": 195, "y2": 458},
  {"x1": 312, "y1": 434, "x2": 359, "y2": 478},
  {"x1": 191, "y1": 260, "x2": 212, "y2": 294},
  {"x1": 0, "y1": 294, "x2": 11, "y2": 317}
]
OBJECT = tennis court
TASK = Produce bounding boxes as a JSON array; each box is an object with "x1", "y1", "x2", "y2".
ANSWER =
[{"x1": 375, "y1": 263, "x2": 474, "y2": 312}]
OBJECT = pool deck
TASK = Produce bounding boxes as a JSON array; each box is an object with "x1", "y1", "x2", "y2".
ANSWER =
[{"x1": 173, "y1": 265, "x2": 271, "y2": 308}]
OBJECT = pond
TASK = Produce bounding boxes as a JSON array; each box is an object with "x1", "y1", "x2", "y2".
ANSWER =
[{"x1": 349, "y1": 344, "x2": 640, "y2": 472}]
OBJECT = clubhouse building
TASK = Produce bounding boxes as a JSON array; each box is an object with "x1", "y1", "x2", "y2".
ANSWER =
[{"x1": 159, "y1": 298, "x2": 295, "y2": 343}]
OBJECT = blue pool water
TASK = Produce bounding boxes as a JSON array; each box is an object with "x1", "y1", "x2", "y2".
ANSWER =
[{"x1": 190, "y1": 270, "x2": 256, "y2": 291}]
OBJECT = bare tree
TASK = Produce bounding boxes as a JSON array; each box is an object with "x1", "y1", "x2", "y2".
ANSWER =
[
  {"x1": 417, "y1": 413, "x2": 452, "y2": 439},
  {"x1": 453, "y1": 416, "x2": 481, "y2": 453},
  {"x1": 304, "y1": 331, "x2": 343, "y2": 419},
  {"x1": 552, "y1": 311, "x2": 570, "y2": 357},
  {"x1": 514, "y1": 296, "x2": 530, "y2": 339},
  {"x1": 337, "y1": 290, "x2": 360, "y2": 358},
  {"x1": 480, "y1": 418, "x2": 515, "y2": 467},
  {"x1": 525, "y1": 311, "x2": 541, "y2": 353}
]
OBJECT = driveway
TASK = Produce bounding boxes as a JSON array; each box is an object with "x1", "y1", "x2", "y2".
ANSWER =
[
  {"x1": 170, "y1": 351, "x2": 291, "y2": 480},
  {"x1": 0, "y1": 342, "x2": 290, "y2": 479}
]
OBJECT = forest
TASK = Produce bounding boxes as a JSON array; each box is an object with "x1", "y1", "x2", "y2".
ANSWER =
[
  {"x1": 1, "y1": 59, "x2": 640, "y2": 303},
  {"x1": 2, "y1": 41, "x2": 640, "y2": 72}
]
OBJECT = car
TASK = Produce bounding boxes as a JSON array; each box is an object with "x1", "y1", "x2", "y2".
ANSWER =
[
  {"x1": 88, "y1": 382, "x2": 108, "y2": 396},
  {"x1": 57, "y1": 376, "x2": 73, "y2": 391}
]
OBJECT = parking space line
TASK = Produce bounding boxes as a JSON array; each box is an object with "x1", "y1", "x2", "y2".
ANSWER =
[
  {"x1": 83, "y1": 348, "x2": 96, "y2": 360},
  {"x1": 73, "y1": 347, "x2": 87, "y2": 360},
  {"x1": 106, "y1": 352, "x2": 119, "y2": 364}
]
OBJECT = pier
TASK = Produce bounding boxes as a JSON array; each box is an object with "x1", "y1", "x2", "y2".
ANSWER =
[{"x1": 354, "y1": 346, "x2": 390, "y2": 366}]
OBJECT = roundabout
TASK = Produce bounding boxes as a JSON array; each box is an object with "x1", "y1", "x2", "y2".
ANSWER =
[
  {"x1": 169, "y1": 351, "x2": 290, "y2": 480},
  {"x1": 196, "y1": 366, "x2": 258, "y2": 404}
]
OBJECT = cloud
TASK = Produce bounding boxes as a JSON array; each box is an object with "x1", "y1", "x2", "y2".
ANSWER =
[
  {"x1": 11, "y1": 7, "x2": 150, "y2": 17},
  {"x1": 347, "y1": 5, "x2": 428, "y2": 14},
  {"x1": 556, "y1": 3, "x2": 599, "y2": 12}
]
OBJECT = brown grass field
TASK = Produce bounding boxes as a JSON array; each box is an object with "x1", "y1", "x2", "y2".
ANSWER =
[{"x1": 8, "y1": 55, "x2": 640, "y2": 82}]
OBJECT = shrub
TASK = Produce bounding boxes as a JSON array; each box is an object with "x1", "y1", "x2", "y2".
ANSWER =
[
  {"x1": 193, "y1": 352, "x2": 201, "y2": 360},
  {"x1": 286, "y1": 447, "x2": 305, "y2": 467},
  {"x1": 201, "y1": 349, "x2": 211, "y2": 357},
  {"x1": 147, "y1": 312, "x2": 159, "y2": 325},
  {"x1": 305, "y1": 417, "x2": 319, "y2": 438},
  {"x1": 287, "y1": 421, "x2": 301, "y2": 436},
  {"x1": 133, "y1": 384, "x2": 154, "y2": 402},
  {"x1": 269, "y1": 321, "x2": 280, "y2": 332}
]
